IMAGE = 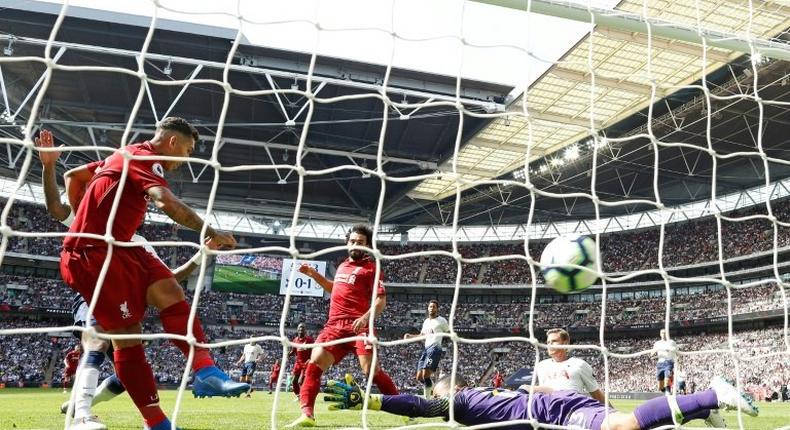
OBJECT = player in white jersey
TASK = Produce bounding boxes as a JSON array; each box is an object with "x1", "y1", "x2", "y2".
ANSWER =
[
  {"x1": 654, "y1": 329, "x2": 678, "y2": 395},
  {"x1": 534, "y1": 328, "x2": 606, "y2": 405},
  {"x1": 236, "y1": 336, "x2": 264, "y2": 397},
  {"x1": 675, "y1": 369, "x2": 687, "y2": 395},
  {"x1": 36, "y1": 131, "x2": 210, "y2": 429},
  {"x1": 403, "y1": 300, "x2": 449, "y2": 397}
]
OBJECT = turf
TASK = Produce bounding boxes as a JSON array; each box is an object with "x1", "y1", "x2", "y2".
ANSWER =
[{"x1": 1, "y1": 389, "x2": 788, "y2": 429}]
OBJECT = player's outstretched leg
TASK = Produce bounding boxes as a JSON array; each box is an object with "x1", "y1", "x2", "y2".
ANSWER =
[
  {"x1": 109, "y1": 325, "x2": 177, "y2": 430},
  {"x1": 150, "y1": 281, "x2": 249, "y2": 398},
  {"x1": 709, "y1": 377, "x2": 759, "y2": 417},
  {"x1": 630, "y1": 378, "x2": 758, "y2": 429},
  {"x1": 93, "y1": 374, "x2": 125, "y2": 406},
  {"x1": 65, "y1": 351, "x2": 108, "y2": 430}
]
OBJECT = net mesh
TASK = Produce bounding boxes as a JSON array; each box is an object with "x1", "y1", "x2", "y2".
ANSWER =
[{"x1": 0, "y1": 0, "x2": 788, "y2": 429}]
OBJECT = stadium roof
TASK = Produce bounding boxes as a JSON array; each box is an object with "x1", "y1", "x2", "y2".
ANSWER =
[{"x1": 0, "y1": 0, "x2": 788, "y2": 230}]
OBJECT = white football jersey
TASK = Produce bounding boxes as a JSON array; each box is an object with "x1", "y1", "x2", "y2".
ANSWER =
[
  {"x1": 243, "y1": 343, "x2": 264, "y2": 363},
  {"x1": 654, "y1": 339, "x2": 678, "y2": 362},
  {"x1": 675, "y1": 370, "x2": 686, "y2": 383},
  {"x1": 420, "y1": 316, "x2": 449, "y2": 349},
  {"x1": 535, "y1": 357, "x2": 599, "y2": 395}
]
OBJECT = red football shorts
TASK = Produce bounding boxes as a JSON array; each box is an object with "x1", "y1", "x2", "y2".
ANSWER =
[
  {"x1": 64, "y1": 367, "x2": 77, "y2": 377},
  {"x1": 315, "y1": 320, "x2": 374, "y2": 363},
  {"x1": 60, "y1": 246, "x2": 172, "y2": 330}
]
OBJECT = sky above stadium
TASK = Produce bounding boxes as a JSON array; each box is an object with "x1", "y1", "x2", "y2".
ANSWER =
[{"x1": 23, "y1": 0, "x2": 619, "y2": 87}]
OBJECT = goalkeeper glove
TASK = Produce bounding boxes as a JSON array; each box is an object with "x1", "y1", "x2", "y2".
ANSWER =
[{"x1": 322, "y1": 374, "x2": 382, "y2": 411}]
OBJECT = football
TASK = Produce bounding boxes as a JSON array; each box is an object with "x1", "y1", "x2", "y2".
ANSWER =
[{"x1": 540, "y1": 235, "x2": 598, "y2": 294}]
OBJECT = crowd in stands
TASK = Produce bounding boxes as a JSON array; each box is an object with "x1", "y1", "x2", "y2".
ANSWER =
[
  {"x1": 1, "y1": 198, "x2": 789, "y2": 397},
  {"x1": 216, "y1": 254, "x2": 283, "y2": 273},
  {"x1": 3, "y1": 315, "x2": 787, "y2": 398},
  {"x1": 4, "y1": 197, "x2": 790, "y2": 288},
  {"x1": 0, "y1": 317, "x2": 70, "y2": 386},
  {"x1": 2, "y1": 269, "x2": 785, "y2": 330},
  {"x1": 3, "y1": 200, "x2": 195, "y2": 268}
]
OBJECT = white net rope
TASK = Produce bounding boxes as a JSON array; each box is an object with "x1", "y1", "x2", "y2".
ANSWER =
[{"x1": 0, "y1": 0, "x2": 787, "y2": 429}]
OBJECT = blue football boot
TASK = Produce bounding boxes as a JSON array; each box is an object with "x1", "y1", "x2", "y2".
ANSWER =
[{"x1": 192, "y1": 366, "x2": 250, "y2": 398}]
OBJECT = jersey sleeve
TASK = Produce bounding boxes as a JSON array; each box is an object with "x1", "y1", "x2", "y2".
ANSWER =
[
  {"x1": 533, "y1": 361, "x2": 543, "y2": 385},
  {"x1": 84, "y1": 159, "x2": 104, "y2": 175},
  {"x1": 127, "y1": 156, "x2": 168, "y2": 192},
  {"x1": 439, "y1": 317, "x2": 450, "y2": 333},
  {"x1": 579, "y1": 361, "x2": 600, "y2": 392}
]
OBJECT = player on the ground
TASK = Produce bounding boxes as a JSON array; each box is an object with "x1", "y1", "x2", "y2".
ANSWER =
[
  {"x1": 289, "y1": 323, "x2": 314, "y2": 397},
  {"x1": 236, "y1": 336, "x2": 264, "y2": 398},
  {"x1": 492, "y1": 371, "x2": 504, "y2": 389},
  {"x1": 287, "y1": 224, "x2": 399, "y2": 427},
  {"x1": 654, "y1": 329, "x2": 678, "y2": 395},
  {"x1": 58, "y1": 118, "x2": 247, "y2": 430},
  {"x1": 324, "y1": 374, "x2": 758, "y2": 429},
  {"x1": 535, "y1": 328, "x2": 606, "y2": 405},
  {"x1": 63, "y1": 344, "x2": 82, "y2": 393},
  {"x1": 403, "y1": 299, "x2": 449, "y2": 398},
  {"x1": 37, "y1": 130, "x2": 219, "y2": 430},
  {"x1": 269, "y1": 359, "x2": 282, "y2": 394}
]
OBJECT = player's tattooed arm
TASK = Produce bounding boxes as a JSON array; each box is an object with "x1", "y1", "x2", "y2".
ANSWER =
[{"x1": 146, "y1": 186, "x2": 236, "y2": 249}]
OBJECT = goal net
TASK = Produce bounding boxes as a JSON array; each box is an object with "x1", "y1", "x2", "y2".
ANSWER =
[{"x1": 0, "y1": 0, "x2": 788, "y2": 429}]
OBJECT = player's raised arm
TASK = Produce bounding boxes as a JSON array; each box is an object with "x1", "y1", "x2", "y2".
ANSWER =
[
  {"x1": 145, "y1": 185, "x2": 236, "y2": 248},
  {"x1": 35, "y1": 130, "x2": 71, "y2": 221},
  {"x1": 298, "y1": 263, "x2": 333, "y2": 292}
]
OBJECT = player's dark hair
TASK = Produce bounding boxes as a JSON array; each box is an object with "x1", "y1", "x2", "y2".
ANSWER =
[
  {"x1": 158, "y1": 116, "x2": 199, "y2": 141},
  {"x1": 429, "y1": 299, "x2": 439, "y2": 307},
  {"x1": 546, "y1": 328, "x2": 570, "y2": 342},
  {"x1": 346, "y1": 224, "x2": 373, "y2": 245}
]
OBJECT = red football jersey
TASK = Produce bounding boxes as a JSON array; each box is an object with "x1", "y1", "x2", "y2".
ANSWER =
[
  {"x1": 291, "y1": 335, "x2": 314, "y2": 365},
  {"x1": 327, "y1": 256, "x2": 385, "y2": 325},
  {"x1": 64, "y1": 350, "x2": 80, "y2": 368},
  {"x1": 63, "y1": 142, "x2": 168, "y2": 250},
  {"x1": 271, "y1": 362, "x2": 281, "y2": 375}
]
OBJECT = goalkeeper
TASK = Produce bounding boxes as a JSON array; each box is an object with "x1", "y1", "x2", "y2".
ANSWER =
[{"x1": 323, "y1": 374, "x2": 758, "y2": 429}]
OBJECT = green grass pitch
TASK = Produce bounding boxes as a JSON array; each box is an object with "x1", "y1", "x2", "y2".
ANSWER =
[
  {"x1": 212, "y1": 265, "x2": 280, "y2": 295},
  {"x1": 1, "y1": 389, "x2": 788, "y2": 429}
]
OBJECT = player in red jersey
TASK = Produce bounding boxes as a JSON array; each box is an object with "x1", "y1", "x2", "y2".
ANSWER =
[
  {"x1": 287, "y1": 224, "x2": 399, "y2": 427},
  {"x1": 269, "y1": 359, "x2": 282, "y2": 394},
  {"x1": 492, "y1": 370, "x2": 504, "y2": 389},
  {"x1": 59, "y1": 117, "x2": 247, "y2": 430},
  {"x1": 63, "y1": 344, "x2": 82, "y2": 393},
  {"x1": 289, "y1": 323, "x2": 314, "y2": 397}
]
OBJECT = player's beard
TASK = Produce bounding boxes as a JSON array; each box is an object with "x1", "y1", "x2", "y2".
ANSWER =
[{"x1": 348, "y1": 249, "x2": 364, "y2": 260}]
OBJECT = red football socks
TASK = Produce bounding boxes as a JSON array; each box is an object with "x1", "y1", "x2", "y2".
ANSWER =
[
  {"x1": 372, "y1": 369, "x2": 399, "y2": 395},
  {"x1": 159, "y1": 301, "x2": 214, "y2": 371},
  {"x1": 299, "y1": 363, "x2": 323, "y2": 417},
  {"x1": 292, "y1": 376, "x2": 301, "y2": 396},
  {"x1": 114, "y1": 345, "x2": 166, "y2": 427}
]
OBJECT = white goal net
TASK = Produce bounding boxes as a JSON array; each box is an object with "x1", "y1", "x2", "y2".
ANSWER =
[{"x1": 0, "y1": 1, "x2": 788, "y2": 429}]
